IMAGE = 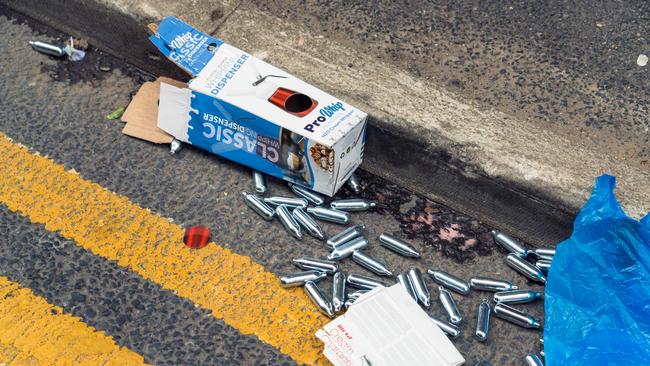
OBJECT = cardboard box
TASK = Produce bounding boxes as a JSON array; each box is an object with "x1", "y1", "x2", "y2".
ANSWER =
[{"x1": 142, "y1": 16, "x2": 368, "y2": 196}]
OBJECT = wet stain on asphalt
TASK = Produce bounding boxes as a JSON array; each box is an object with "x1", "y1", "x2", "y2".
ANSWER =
[
  {"x1": 398, "y1": 198, "x2": 493, "y2": 262},
  {"x1": 39, "y1": 46, "x2": 155, "y2": 86},
  {"x1": 336, "y1": 170, "x2": 495, "y2": 262},
  {"x1": 1, "y1": 5, "x2": 156, "y2": 86},
  {"x1": 334, "y1": 169, "x2": 413, "y2": 215}
]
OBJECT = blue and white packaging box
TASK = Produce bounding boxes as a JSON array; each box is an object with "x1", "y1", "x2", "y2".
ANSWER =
[{"x1": 149, "y1": 17, "x2": 367, "y2": 196}]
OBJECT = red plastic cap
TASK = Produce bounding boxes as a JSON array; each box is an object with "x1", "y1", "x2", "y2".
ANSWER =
[{"x1": 183, "y1": 225, "x2": 211, "y2": 249}]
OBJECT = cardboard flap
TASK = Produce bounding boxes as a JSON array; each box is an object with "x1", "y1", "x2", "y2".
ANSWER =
[
  {"x1": 157, "y1": 83, "x2": 193, "y2": 142},
  {"x1": 120, "y1": 77, "x2": 186, "y2": 144},
  {"x1": 148, "y1": 16, "x2": 223, "y2": 76}
]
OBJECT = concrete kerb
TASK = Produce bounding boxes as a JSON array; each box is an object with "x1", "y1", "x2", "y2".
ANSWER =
[{"x1": 2, "y1": 0, "x2": 582, "y2": 246}]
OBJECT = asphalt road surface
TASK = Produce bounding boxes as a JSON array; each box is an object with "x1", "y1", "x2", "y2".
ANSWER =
[{"x1": 0, "y1": 8, "x2": 548, "y2": 366}]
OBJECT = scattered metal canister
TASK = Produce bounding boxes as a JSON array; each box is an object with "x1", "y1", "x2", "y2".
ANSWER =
[
  {"x1": 536, "y1": 254, "x2": 554, "y2": 262},
  {"x1": 326, "y1": 224, "x2": 365, "y2": 249},
  {"x1": 378, "y1": 233, "x2": 421, "y2": 258},
  {"x1": 491, "y1": 230, "x2": 529, "y2": 257},
  {"x1": 276, "y1": 204, "x2": 303, "y2": 239},
  {"x1": 332, "y1": 271, "x2": 347, "y2": 313},
  {"x1": 252, "y1": 171, "x2": 266, "y2": 194},
  {"x1": 346, "y1": 273, "x2": 387, "y2": 290},
  {"x1": 29, "y1": 40, "x2": 66, "y2": 57},
  {"x1": 505, "y1": 254, "x2": 546, "y2": 283},
  {"x1": 280, "y1": 270, "x2": 327, "y2": 288},
  {"x1": 475, "y1": 298, "x2": 491, "y2": 342},
  {"x1": 344, "y1": 298, "x2": 357, "y2": 309},
  {"x1": 346, "y1": 173, "x2": 362, "y2": 194},
  {"x1": 242, "y1": 192, "x2": 275, "y2": 220},
  {"x1": 428, "y1": 269, "x2": 471, "y2": 295},
  {"x1": 304, "y1": 281, "x2": 335, "y2": 318},
  {"x1": 264, "y1": 196, "x2": 308, "y2": 209},
  {"x1": 474, "y1": 361, "x2": 490, "y2": 366},
  {"x1": 292, "y1": 257, "x2": 339, "y2": 274},
  {"x1": 536, "y1": 259, "x2": 552, "y2": 273},
  {"x1": 169, "y1": 139, "x2": 182, "y2": 155},
  {"x1": 330, "y1": 199, "x2": 376, "y2": 212},
  {"x1": 289, "y1": 183, "x2": 325, "y2": 206},
  {"x1": 396, "y1": 273, "x2": 418, "y2": 302},
  {"x1": 524, "y1": 353, "x2": 544, "y2": 366},
  {"x1": 347, "y1": 290, "x2": 369, "y2": 301},
  {"x1": 352, "y1": 251, "x2": 393, "y2": 276},
  {"x1": 306, "y1": 206, "x2": 351, "y2": 225},
  {"x1": 533, "y1": 248, "x2": 555, "y2": 258},
  {"x1": 407, "y1": 267, "x2": 431, "y2": 307},
  {"x1": 328, "y1": 236, "x2": 369, "y2": 260},
  {"x1": 493, "y1": 303, "x2": 541, "y2": 329},
  {"x1": 344, "y1": 290, "x2": 369, "y2": 309},
  {"x1": 344, "y1": 290, "x2": 368, "y2": 308},
  {"x1": 292, "y1": 207, "x2": 326, "y2": 240},
  {"x1": 493, "y1": 289, "x2": 542, "y2": 304},
  {"x1": 430, "y1": 317, "x2": 461, "y2": 338},
  {"x1": 470, "y1": 277, "x2": 518, "y2": 292},
  {"x1": 438, "y1": 286, "x2": 462, "y2": 325}
]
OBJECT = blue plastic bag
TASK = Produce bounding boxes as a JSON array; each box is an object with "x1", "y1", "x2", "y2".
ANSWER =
[{"x1": 545, "y1": 175, "x2": 650, "y2": 365}]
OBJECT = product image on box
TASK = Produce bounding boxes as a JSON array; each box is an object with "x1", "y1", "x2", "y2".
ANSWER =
[{"x1": 268, "y1": 87, "x2": 318, "y2": 117}]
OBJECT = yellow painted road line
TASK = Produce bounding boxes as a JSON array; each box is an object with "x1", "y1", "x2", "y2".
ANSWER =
[
  {"x1": 0, "y1": 134, "x2": 329, "y2": 365},
  {"x1": 0, "y1": 275, "x2": 148, "y2": 366}
]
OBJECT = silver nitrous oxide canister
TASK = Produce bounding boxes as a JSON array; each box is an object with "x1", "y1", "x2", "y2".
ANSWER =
[
  {"x1": 505, "y1": 254, "x2": 546, "y2": 284},
  {"x1": 493, "y1": 289, "x2": 542, "y2": 304},
  {"x1": 430, "y1": 317, "x2": 461, "y2": 338},
  {"x1": 332, "y1": 271, "x2": 347, "y2": 313},
  {"x1": 346, "y1": 273, "x2": 387, "y2": 290},
  {"x1": 328, "y1": 236, "x2": 369, "y2": 260},
  {"x1": 326, "y1": 224, "x2": 365, "y2": 249},
  {"x1": 289, "y1": 183, "x2": 325, "y2": 206},
  {"x1": 493, "y1": 303, "x2": 541, "y2": 329},
  {"x1": 352, "y1": 251, "x2": 393, "y2": 277},
  {"x1": 428, "y1": 269, "x2": 470, "y2": 295},
  {"x1": 438, "y1": 286, "x2": 462, "y2": 325},
  {"x1": 264, "y1": 196, "x2": 308, "y2": 209},
  {"x1": 346, "y1": 173, "x2": 362, "y2": 194},
  {"x1": 475, "y1": 298, "x2": 491, "y2": 342},
  {"x1": 330, "y1": 199, "x2": 376, "y2": 212},
  {"x1": 470, "y1": 277, "x2": 518, "y2": 292},
  {"x1": 276, "y1": 204, "x2": 303, "y2": 239},
  {"x1": 407, "y1": 267, "x2": 431, "y2": 308},
  {"x1": 491, "y1": 230, "x2": 529, "y2": 257},
  {"x1": 252, "y1": 170, "x2": 266, "y2": 194},
  {"x1": 304, "y1": 281, "x2": 335, "y2": 318},
  {"x1": 378, "y1": 233, "x2": 421, "y2": 258},
  {"x1": 280, "y1": 270, "x2": 327, "y2": 288},
  {"x1": 242, "y1": 192, "x2": 274, "y2": 220},
  {"x1": 292, "y1": 207, "x2": 326, "y2": 240},
  {"x1": 306, "y1": 206, "x2": 351, "y2": 225},
  {"x1": 292, "y1": 257, "x2": 339, "y2": 274},
  {"x1": 396, "y1": 273, "x2": 418, "y2": 302}
]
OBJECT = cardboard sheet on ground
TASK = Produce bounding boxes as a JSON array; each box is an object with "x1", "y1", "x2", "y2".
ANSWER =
[
  {"x1": 316, "y1": 284, "x2": 465, "y2": 366},
  {"x1": 120, "y1": 77, "x2": 185, "y2": 144}
]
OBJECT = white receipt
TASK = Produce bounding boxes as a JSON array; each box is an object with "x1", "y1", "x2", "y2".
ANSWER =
[{"x1": 316, "y1": 284, "x2": 465, "y2": 366}]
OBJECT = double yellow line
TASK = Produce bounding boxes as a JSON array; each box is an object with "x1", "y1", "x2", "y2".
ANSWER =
[
  {"x1": 0, "y1": 133, "x2": 329, "y2": 365},
  {"x1": 0, "y1": 275, "x2": 148, "y2": 365}
]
